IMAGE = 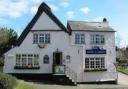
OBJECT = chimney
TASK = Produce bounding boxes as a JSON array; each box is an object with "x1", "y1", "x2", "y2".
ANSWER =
[{"x1": 103, "y1": 18, "x2": 107, "y2": 23}]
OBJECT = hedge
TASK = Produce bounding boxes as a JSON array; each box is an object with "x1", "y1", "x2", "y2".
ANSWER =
[
  {"x1": 0, "y1": 57, "x2": 4, "y2": 66},
  {"x1": 0, "y1": 73, "x2": 17, "y2": 89}
]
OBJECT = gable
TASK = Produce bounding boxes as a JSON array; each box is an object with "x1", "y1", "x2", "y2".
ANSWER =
[
  {"x1": 32, "y1": 12, "x2": 61, "y2": 30},
  {"x1": 16, "y1": 2, "x2": 68, "y2": 46}
]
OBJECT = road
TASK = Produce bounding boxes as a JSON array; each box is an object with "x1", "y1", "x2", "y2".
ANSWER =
[{"x1": 31, "y1": 72, "x2": 128, "y2": 89}]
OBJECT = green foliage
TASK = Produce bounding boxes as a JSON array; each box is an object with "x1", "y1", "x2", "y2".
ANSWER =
[
  {"x1": 118, "y1": 66, "x2": 128, "y2": 75},
  {"x1": 0, "y1": 73, "x2": 17, "y2": 89},
  {"x1": 0, "y1": 28, "x2": 18, "y2": 57},
  {"x1": 15, "y1": 82, "x2": 34, "y2": 89},
  {"x1": 0, "y1": 57, "x2": 4, "y2": 66}
]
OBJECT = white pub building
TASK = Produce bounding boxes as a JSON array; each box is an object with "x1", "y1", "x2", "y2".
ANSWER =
[{"x1": 4, "y1": 2, "x2": 117, "y2": 85}]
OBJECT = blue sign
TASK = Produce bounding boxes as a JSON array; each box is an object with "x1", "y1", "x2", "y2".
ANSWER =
[{"x1": 86, "y1": 47, "x2": 106, "y2": 54}]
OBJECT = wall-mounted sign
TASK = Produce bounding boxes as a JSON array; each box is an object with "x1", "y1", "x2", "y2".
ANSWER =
[{"x1": 86, "y1": 47, "x2": 106, "y2": 54}]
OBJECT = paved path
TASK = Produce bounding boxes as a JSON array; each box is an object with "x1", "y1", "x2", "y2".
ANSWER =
[
  {"x1": 118, "y1": 72, "x2": 128, "y2": 85},
  {"x1": 31, "y1": 72, "x2": 128, "y2": 89}
]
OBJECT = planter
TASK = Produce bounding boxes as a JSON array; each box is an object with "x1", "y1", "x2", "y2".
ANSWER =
[
  {"x1": 84, "y1": 69, "x2": 107, "y2": 72},
  {"x1": 14, "y1": 66, "x2": 40, "y2": 69}
]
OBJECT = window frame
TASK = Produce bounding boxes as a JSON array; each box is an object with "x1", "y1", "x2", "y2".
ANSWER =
[
  {"x1": 75, "y1": 33, "x2": 85, "y2": 44},
  {"x1": 15, "y1": 54, "x2": 39, "y2": 68},
  {"x1": 85, "y1": 57, "x2": 106, "y2": 72},
  {"x1": 43, "y1": 55, "x2": 49, "y2": 64},
  {"x1": 90, "y1": 34, "x2": 105, "y2": 45},
  {"x1": 33, "y1": 33, "x2": 50, "y2": 44}
]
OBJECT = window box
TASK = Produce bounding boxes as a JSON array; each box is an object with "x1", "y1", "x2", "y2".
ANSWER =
[
  {"x1": 14, "y1": 66, "x2": 40, "y2": 69},
  {"x1": 84, "y1": 69, "x2": 107, "y2": 72}
]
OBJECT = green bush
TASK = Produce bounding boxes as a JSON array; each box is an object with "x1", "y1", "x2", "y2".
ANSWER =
[
  {"x1": 0, "y1": 57, "x2": 4, "y2": 66},
  {"x1": 0, "y1": 73, "x2": 17, "y2": 89}
]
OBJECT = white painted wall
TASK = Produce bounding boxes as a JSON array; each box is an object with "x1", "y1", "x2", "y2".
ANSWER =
[
  {"x1": 71, "y1": 31, "x2": 116, "y2": 82},
  {"x1": 32, "y1": 12, "x2": 61, "y2": 30}
]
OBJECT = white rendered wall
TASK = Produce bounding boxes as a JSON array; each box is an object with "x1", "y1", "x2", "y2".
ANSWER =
[
  {"x1": 71, "y1": 31, "x2": 116, "y2": 82},
  {"x1": 32, "y1": 12, "x2": 61, "y2": 30}
]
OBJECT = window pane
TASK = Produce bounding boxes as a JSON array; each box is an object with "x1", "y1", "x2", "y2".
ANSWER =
[
  {"x1": 101, "y1": 57, "x2": 105, "y2": 68},
  {"x1": 22, "y1": 54, "x2": 27, "y2": 66},
  {"x1": 81, "y1": 34, "x2": 85, "y2": 44},
  {"x1": 33, "y1": 34, "x2": 38, "y2": 44},
  {"x1": 34, "y1": 55, "x2": 39, "y2": 66},
  {"x1": 16, "y1": 54, "x2": 21, "y2": 66},
  {"x1": 39, "y1": 34, "x2": 44, "y2": 43},
  {"x1": 28, "y1": 54, "x2": 33, "y2": 66},
  {"x1": 90, "y1": 58, "x2": 94, "y2": 69},
  {"x1": 95, "y1": 58, "x2": 100, "y2": 69},
  {"x1": 85, "y1": 58, "x2": 89, "y2": 69},
  {"x1": 43, "y1": 55, "x2": 49, "y2": 64},
  {"x1": 45, "y1": 34, "x2": 50, "y2": 44},
  {"x1": 75, "y1": 34, "x2": 79, "y2": 44}
]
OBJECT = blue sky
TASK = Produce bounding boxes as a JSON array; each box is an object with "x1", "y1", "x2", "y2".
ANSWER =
[{"x1": 0, "y1": 0, "x2": 128, "y2": 47}]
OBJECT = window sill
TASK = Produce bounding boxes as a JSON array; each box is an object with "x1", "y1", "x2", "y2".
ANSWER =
[
  {"x1": 84, "y1": 69, "x2": 107, "y2": 72},
  {"x1": 14, "y1": 66, "x2": 40, "y2": 69}
]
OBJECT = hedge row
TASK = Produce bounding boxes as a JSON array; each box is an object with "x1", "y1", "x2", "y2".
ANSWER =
[
  {"x1": 0, "y1": 57, "x2": 4, "y2": 66},
  {"x1": 0, "y1": 73, "x2": 17, "y2": 89}
]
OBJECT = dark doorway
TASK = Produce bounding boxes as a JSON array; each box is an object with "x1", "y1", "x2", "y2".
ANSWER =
[{"x1": 53, "y1": 52, "x2": 62, "y2": 65}]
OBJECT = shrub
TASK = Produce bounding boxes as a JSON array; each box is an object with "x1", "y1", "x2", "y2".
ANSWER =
[
  {"x1": 0, "y1": 73, "x2": 17, "y2": 89},
  {"x1": 0, "y1": 57, "x2": 4, "y2": 66}
]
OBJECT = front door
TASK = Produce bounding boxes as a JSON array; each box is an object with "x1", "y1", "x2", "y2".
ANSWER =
[
  {"x1": 53, "y1": 52, "x2": 62, "y2": 65},
  {"x1": 53, "y1": 52, "x2": 65, "y2": 74}
]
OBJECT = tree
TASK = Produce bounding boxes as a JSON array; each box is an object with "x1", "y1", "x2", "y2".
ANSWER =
[
  {"x1": 0, "y1": 28, "x2": 18, "y2": 57},
  {"x1": 115, "y1": 33, "x2": 122, "y2": 48},
  {"x1": 126, "y1": 45, "x2": 128, "y2": 51}
]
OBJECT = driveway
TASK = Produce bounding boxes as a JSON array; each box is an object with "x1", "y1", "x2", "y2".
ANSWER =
[{"x1": 31, "y1": 72, "x2": 128, "y2": 89}]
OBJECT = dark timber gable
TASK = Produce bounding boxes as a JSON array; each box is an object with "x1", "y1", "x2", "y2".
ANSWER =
[{"x1": 16, "y1": 2, "x2": 68, "y2": 46}]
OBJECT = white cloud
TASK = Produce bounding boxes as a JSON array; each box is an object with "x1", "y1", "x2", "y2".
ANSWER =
[
  {"x1": 66, "y1": 11, "x2": 74, "y2": 19},
  {"x1": 31, "y1": 6, "x2": 38, "y2": 14},
  {"x1": 32, "y1": 0, "x2": 42, "y2": 3},
  {"x1": 80, "y1": 7, "x2": 90, "y2": 15},
  {"x1": 60, "y1": 2, "x2": 69, "y2": 7},
  {"x1": 48, "y1": 3, "x2": 59, "y2": 12},
  {"x1": 93, "y1": 16, "x2": 103, "y2": 22},
  {"x1": 32, "y1": 0, "x2": 52, "y2": 3},
  {"x1": 0, "y1": 0, "x2": 29, "y2": 18}
]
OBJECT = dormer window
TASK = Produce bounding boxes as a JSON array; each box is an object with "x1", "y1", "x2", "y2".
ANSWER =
[
  {"x1": 75, "y1": 34, "x2": 85, "y2": 44},
  {"x1": 33, "y1": 33, "x2": 50, "y2": 44}
]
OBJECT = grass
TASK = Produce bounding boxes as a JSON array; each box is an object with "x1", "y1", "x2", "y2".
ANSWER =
[
  {"x1": 117, "y1": 66, "x2": 128, "y2": 75},
  {"x1": 15, "y1": 82, "x2": 35, "y2": 89}
]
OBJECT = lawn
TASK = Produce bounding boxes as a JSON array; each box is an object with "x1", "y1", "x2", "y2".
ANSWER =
[
  {"x1": 117, "y1": 66, "x2": 128, "y2": 75},
  {"x1": 15, "y1": 82, "x2": 35, "y2": 89}
]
